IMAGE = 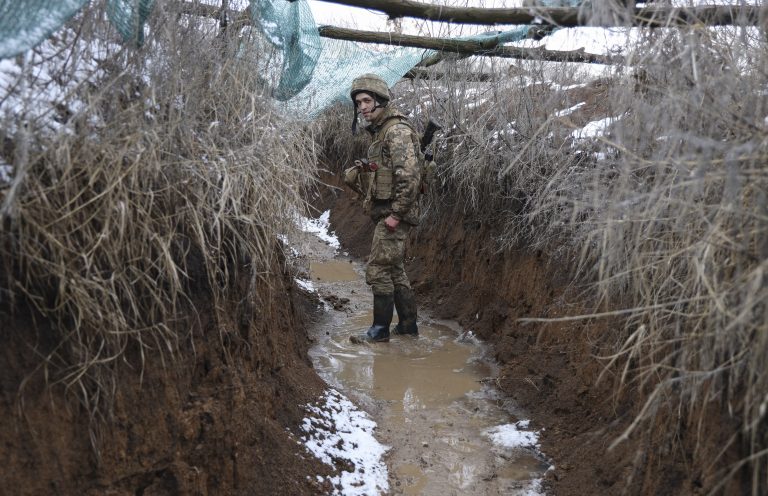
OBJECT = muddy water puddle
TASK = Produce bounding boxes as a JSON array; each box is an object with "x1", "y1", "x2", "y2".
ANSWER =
[
  {"x1": 307, "y1": 261, "x2": 549, "y2": 495},
  {"x1": 309, "y1": 260, "x2": 358, "y2": 282}
]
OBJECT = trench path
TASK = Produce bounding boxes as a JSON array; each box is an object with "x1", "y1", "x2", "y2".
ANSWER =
[{"x1": 300, "y1": 227, "x2": 550, "y2": 495}]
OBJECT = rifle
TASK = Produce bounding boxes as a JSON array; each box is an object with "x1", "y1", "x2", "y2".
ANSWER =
[{"x1": 420, "y1": 118, "x2": 442, "y2": 162}]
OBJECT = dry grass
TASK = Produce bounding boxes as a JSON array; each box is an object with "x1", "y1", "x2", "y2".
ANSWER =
[
  {"x1": 320, "y1": 5, "x2": 767, "y2": 493},
  {"x1": 0, "y1": 3, "x2": 316, "y2": 423}
]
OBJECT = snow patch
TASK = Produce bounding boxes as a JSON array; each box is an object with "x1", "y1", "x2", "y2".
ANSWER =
[
  {"x1": 555, "y1": 101, "x2": 586, "y2": 117},
  {"x1": 0, "y1": 157, "x2": 12, "y2": 183},
  {"x1": 571, "y1": 115, "x2": 623, "y2": 140},
  {"x1": 298, "y1": 210, "x2": 340, "y2": 250},
  {"x1": 549, "y1": 82, "x2": 588, "y2": 92},
  {"x1": 484, "y1": 420, "x2": 540, "y2": 449},
  {"x1": 518, "y1": 478, "x2": 546, "y2": 496},
  {"x1": 301, "y1": 389, "x2": 389, "y2": 495},
  {"x1": 295, "y1": 277, "x2": 316, "y2": 293},
  {"x1": 483, "y1": 421, "x2": 548, "y2": 495}
]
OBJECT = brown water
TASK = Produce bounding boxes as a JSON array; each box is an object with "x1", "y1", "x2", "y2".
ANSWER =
[
  {"x1": 309, "y1": 260, "x2": 358, "y2": 282},
  {"x1": 307, "y1": 260, "x2": 549, "y2": 495}
]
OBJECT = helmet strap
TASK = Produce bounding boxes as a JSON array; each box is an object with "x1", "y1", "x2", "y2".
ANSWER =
[
  {"x1": 351, "y1": 108, "x2": 359, "y2": 133},
  {"x1": 373, "y1": 95, "x2": 388, "y2": 110}
]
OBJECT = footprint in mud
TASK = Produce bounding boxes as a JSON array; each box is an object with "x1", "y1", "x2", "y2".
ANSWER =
[{"x1": 322, "y1": 294, "x2": 350, "y2": 311}]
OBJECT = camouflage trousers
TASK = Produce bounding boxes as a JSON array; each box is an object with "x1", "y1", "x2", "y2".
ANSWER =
[{"x1": 365, "y1": 218, "x2": 411, "y2": 295}]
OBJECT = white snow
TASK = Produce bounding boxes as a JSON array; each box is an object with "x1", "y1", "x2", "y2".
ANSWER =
[
  {"x1": 484, "y1": 420, "x2": 540, "y2": 449},
  {"x1": 301, "y1": 389, "x2": 389, "y2": 496},
  {"x1": 0, "y1": 25, "x2": 113, "y2": 139},
  {"x1": 519, "y1": 478, "x2": 546, "y2": 496},
  {"x1": 298, "y1": 210, "x2": 340, "y2": 249},
  {"x1": 0, "y1": 0, "x2": 85, "y2": 59},
  {"x1": 542, "y1": 27, "x2": 639, "y2": 57},
  {"x1": 555, "y1": 101, "x2": 586, "y2": 118},
  {"x1": 0, "y1": 158, "x2": 12, "y2": 183},
  {"x1": 570, "y1": 115, "x2": 623, "y2": 140},
  {"x1": 549, "y1": 82, "x2": 589, "y2": 92},
  {"x1": 295, "y1": 277, "x2": 316, "y2": 293},
  {"x1": 483, "y1": 421, "x2": 547, "y2": 495}
]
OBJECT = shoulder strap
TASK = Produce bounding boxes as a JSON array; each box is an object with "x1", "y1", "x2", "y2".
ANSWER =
[{"x1": 377, "y1": 116, "x2": 414, "y2": 139}]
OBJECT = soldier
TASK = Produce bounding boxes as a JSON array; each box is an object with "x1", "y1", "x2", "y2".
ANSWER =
[{"x1": 344, "y1": 74, "x2": 420, "y2": 343}]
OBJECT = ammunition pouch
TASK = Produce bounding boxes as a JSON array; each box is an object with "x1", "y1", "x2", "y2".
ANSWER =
[
  {"x1": 372, "y1": 167, "x2": 393, "y2": 200},
  {"x1": 343, "y1": 165, "x2": 361, "y2": 190}
]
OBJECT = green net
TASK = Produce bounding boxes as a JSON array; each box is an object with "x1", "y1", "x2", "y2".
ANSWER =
[
  {"x1": 0, "y1": 0, "x2": 87, "y2": 59},
  {"x1": 0, "y1": 0, "x2": 154, "y2": 59},
  {"x1": 249, "y1": 0, "x2": 430, "y2": 115},
  {"x1": 1, "y1": 0, "x2": 579, "y2": 114},
  {"x1": 247, "y1": 0, "x2": 582, "y2": 116},
  {"x1": 106, "y1": 0, "x2": 155, "y2": 46}
]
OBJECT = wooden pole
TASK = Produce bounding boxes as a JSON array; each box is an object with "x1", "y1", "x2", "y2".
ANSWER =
[
  {"x1": 176, "y1": 1, "x2": 622, "y2": 64},
  {"x1": 318, "y1": 25, "x2": 624, "y2": 65},
  {"x1": 311, "y1": 1, "x2": 765, "y2": 28},
  {"x1": 404, "y1": 67, "x2": 497, "y2": 81}
]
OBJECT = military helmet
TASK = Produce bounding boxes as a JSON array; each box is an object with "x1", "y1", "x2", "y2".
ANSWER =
[{"x1": 350, "y1": 73, "x2": 390, "y2": 104}]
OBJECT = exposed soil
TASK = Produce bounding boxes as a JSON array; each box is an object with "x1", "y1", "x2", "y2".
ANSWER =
[
  {"x1": 0, "y1": 254, "x2": 333, "y2": 496},
  {"x1": 320, "y1": 171, "x2": 745, "y2": 496},
  {"x1": 0, "y1": 169, "x2": 745, "y2": 495},
  {"x1": 298, "y1": 224, "x2": 549, "y2": 495}
]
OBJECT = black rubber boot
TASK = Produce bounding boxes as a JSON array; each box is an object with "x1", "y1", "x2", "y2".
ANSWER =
[
  {"x1": 392, "y1": 286, "x2": 418, "y2": 336},
  {"x1": 350, "y1": 294, "x2": 394, "y2": 343}
]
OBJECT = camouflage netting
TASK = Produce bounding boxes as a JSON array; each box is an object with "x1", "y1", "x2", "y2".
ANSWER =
[
  {"x1": 0, "y1": 0, "x2": 578, "y2": 115},
  {"x1": 0, "y1": 0, "x2": 155, "y2": 59},
  {"x1": 249, "y1": 0, "x2": 579, "y2": 114}
]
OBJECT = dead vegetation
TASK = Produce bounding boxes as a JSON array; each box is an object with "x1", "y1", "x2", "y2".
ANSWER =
[
  {"x1": 0, "y1": 3, "x2": 316, "y2": 427},
  {"x1": 318, "y1": 5, "x2": 767, "y2": 493},
  {"x1": 1, "y1": 0, "x2": 766, "y2": 493}
]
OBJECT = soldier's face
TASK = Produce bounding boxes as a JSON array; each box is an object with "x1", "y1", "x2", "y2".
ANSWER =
[{"x1": 354, "y1": 92, "x2": 382, "y2": 122}]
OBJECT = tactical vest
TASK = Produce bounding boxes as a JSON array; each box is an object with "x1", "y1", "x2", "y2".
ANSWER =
[{"x1": 361, "y1": 115, "x2": 421, "y2": 203}]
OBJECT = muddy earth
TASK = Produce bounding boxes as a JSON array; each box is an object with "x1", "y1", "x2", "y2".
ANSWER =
[
  {"x1": 315, "y1": 174, "x2": 746, "y2": 496},
  {"x1": 294, "y1": 223, "x2": 550, "y2": 495},
  {"x1": 0, "y1": 179, "x2": 744, "y2": 495}
]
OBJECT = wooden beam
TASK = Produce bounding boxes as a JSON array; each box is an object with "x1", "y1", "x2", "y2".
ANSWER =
[
  {"x1": 403, "y1": 67, "x2": 496, "y2": 81},
  {"x1": 318, "y1": 25, "x2": 623, "y2": 65},
  {"x1": 312, "y1": 0, "x2": 765, "y2": 28},
  {"x1": 176, "y1": 1, "x2": 623, "y2": 64},
  {"x1": 176, "y1": 1, "x2": 251, "y2": 28}
]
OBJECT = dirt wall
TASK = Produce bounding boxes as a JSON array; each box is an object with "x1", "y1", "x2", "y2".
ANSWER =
[
  {"x1": 0, "y1": 253, "x2": 329, "y2": 496},
  {"x1": 322, "y1": 171, "x2": 745, "y2": 496}
]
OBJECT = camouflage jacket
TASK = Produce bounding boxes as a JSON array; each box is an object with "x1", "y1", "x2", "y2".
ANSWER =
[{"x1": 362, "y1": 107, "x2": 421, "y2": 225}]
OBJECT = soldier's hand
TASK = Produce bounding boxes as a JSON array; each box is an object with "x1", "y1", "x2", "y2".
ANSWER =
[{"x1": 384, "y1": 215, "x2": 400, "y2": 232}]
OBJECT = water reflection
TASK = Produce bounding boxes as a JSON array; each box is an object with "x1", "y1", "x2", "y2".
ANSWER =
[{"x1": 309, "y1": 310, "x2": 549, "y2": 495}]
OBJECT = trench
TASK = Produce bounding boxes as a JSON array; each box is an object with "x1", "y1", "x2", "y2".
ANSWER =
[{"x1": 300, "y1": 225, "x2": 551, "y2": 495}]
